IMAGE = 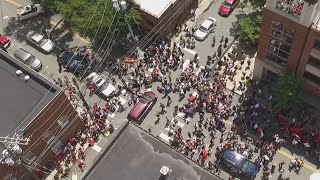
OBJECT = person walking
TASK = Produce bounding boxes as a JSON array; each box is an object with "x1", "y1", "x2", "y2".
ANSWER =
[
  {"x1": 160, "y1": 103, "x2": 166, "y2": 113},
  {"x1": 167, "y1": 96, "x2": 172, "y2": 107}
]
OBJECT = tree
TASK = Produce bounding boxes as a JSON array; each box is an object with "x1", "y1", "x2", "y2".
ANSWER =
[
  {"x1": 242, "y1": 0, "x2": 266, "y2": 9},
  {"x1": 274, "y1": 71, "x2": 303, "y2": 112},
  {"x1": 37, "y1": 0, "x2": 141, "y2": 42},
  {"x1": 238, "y1": 12, "x2": 262, "y2": 46}
]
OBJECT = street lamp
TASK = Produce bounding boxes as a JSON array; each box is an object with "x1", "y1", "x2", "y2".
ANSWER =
[{"x1": 112, "y1": 0, "x2": 137, "y2": 42}]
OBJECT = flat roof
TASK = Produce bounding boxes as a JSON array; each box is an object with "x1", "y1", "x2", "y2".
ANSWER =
[
  {"x1": 85, "y1": 123, "x2": 221, "y2": 180},
  {"x1": 133, "y1": 0, "x2": 176, "y2": 18},
  {"x1": 0, "y1": 50, "x2": 59, "y2": 137}
]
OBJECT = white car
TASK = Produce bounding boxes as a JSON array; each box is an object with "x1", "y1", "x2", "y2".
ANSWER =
[
  {"x1": 87, "y1": 72, "x2": 116, "y2": 98},
  {"x1": 17, "y1": 4, "x2": 44, "y2": 20},
  {"x1": 194, "y1": 17, "x2": 217, "y2": 41},
  {"x1": 26, "y1": 31, "x2": 55, "y2": 53}
]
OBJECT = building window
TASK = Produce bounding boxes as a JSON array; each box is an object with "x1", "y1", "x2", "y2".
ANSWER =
[
  {"x1": 57, "y1": 115, "x2": 69, "y2": 128},
  {"x1": 314, "y1": 39, "x2": 320, "y2": 50},
  {"x1": 266, "y1": 21, "x2": 295, "y2": 67},
  {"x1": 304, "y1": 72, "x2": 320, "y2": 85},
  {"x1": 275, "y1": 0, "x2": 304, "y2": 18},
  {"x1": 51, "y1": 141, "x2": 63, "y2": 154},
  {"x1": 43, "y1": 131, "x2": 55, "y2": 144},
  {"x1": 23, "y1": 151, "x2": 37, "y2": 165},
  {"x1": 263, "y1": 69, "x2": 279, "y2": 84}
]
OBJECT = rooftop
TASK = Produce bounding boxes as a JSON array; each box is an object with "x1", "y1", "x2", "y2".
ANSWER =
[
  {"x1": 312, "y1": 9, "x2": 320, "y2": 31},
  {"x1": 133, "y1": 0, "x2": 176, "y2": 18},
  {"x1": 85, "y1": 123, "x2": 221, "y2": 180},
  {"x1": 0, "y1": 50, "x2": 59, "y2": 138}
]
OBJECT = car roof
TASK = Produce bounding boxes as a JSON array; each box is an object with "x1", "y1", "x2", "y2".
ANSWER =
[
  {"x1": 0, "y1": 35, "x2": 9, "y2": 44},
  {"x1": 223, "y1": 150, "x2": 244, "y2": 167},
  {"x1": 225, "y1": 0, "x2": 235, "y2": 4},
  {"x1": 128, "y1": 100, "x2": 147, "y2": 120},
  {"x1": 31, "y1": 33, "x2": 44, "y2": 43},
  {"x1": 201, "y1": 19, "x2": 213, "y2": 28},
  {"x1": 14, "y1": 48, "x2": 30, "y2": 61}
]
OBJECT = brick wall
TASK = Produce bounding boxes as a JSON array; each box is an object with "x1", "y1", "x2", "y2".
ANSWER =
[
  {"x1": 257, "y1": 8, "x2": 309, "y2": 71},
  {"x1": 0, "y1": 92, "x2": 84, "y2": 179},
  {"x1": 138, "y1": 0, "x2": 197, "y2": 37}
]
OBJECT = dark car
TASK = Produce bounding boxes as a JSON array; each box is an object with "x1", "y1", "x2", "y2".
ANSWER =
[
  {"x1": 58, "y1": 51, "x2": 86, "y2": 75},
  {"x1": 222, "y1": 150, "x2": 258, "y2": 179},
  {"x1": 127, "y1": 91, "x2": 157, "y2": 123},
  {"x1": 218, "y1": 0, "x2": 239, "y2": 17}
]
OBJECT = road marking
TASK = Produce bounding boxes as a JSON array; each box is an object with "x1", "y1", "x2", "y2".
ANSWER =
[
  {"x1": 5, "y1": 0, "x2": 21, "y2": 7},
  {"x1": 159, "y1": 133, "x2": 172, "y2": 142},
  {"x1": 182, "y1": 59, "x2": 190, "y2": 71},
  {"x1": 72, "y1": 174, "x2": 78, "y2": 180},
  {"x1": 278, "y1": 149, "x2": 320, "y2": 173},
  {"x1": 224, "y1": 119, "x2": 319, "y2": 173},
  {"x1": 171, "y1": 118, "x2": 185, "y2": 128},
  {"x1": 3, "y1": 16, "x2": 9, "y2": 20},
  {"x1": 91, "y1": 144, "x2": 102, "y2": 153},
  {"x1": 5, "y1": 0, "x2": 91, "y2": 45},
  {"x1": 108, "y1": 113, "x2": 115, "y2": 118}
]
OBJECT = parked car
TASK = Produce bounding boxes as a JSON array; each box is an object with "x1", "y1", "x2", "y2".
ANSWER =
[
  {"x1": 0, "y1": 34, "x2": 11, "y2": 51},
  {"x1": 26, "y1": 31, "x2": 55, "y2": 53},
  {"x1": 194, "y1": 17, "x2": 217, "y2": 41},
  {"x1": 58, "y1": 51, "x2": 87, "y2": 75},
  {"x1": 127, "y1": 91, "x2": 157, "y2": 123},
  {"x1": 222, "y1": 150, "x2": 258, "y2": 179},
  {"x1": 86, "y1": 72, "x2": 116, "y2": 98},
  {"x1": 218, "y1": 0, "x2": 239, "y2": 17},
  {"x1": 17, "y1": 4, "x2": 44, "y2": 20},
  {"x1": 14, "y1": 48, "x2": 42, "y2": 71}
]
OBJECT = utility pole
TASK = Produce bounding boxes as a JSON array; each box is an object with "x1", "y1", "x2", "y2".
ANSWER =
[
  {"x1": 112, "y1": 0, "x2": 138, "y2": 43},
  {"x1": 0, "y1": 133, "x2": 30, "y2": 178}
]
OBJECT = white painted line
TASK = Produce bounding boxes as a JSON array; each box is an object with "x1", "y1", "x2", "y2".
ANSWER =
[
  {"x1": 159, "y1": 133, "x2": 172, "y2": 142},
  {"x1": 177, "y1": 112, "x2": 185, "y2": 119},
  {"x1": 72, "y1": 174, "x2": 78, "y2": 180},
  {"x1": 183, "y1": 47, "x2": 197, "y2": 56},
  {"x1": 91, "y1": 144, "x2": 102, "y2": 152},
  {"x1": 195, "y1": 66, "x2": 205, "y2": 76},
  {"x1": 146, "y1": 88, "x2": 152, "y2": 91},
  {"x1": 3, "y1": 16, "x2": 8, "y2": 20},
  {"x1": 183, "y1": 59, "x2": 190, "y2": 71},
  {"x1": 118, "y1": 96, "x2": 127, "y2": 105},
  {"x1": 171, "y1": 118, "x2": 185, "y2": 128},
  {"x1": 40, "y1": 66, "x2": 49, "y2": 74},
  {"x1": 108, "y1": 113, "x2": 115, "y2": 118}
]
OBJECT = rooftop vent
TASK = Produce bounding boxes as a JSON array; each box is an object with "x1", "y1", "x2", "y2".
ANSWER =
[
  {"x1": 16, "y1": 70, "x2": 22, "y2": 76},
  {"x1": 24, "y1": 75, "x2": 30, "y2": 82}
]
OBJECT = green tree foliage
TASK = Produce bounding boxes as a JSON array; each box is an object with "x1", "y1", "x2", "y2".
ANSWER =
[
  {"x1": 37, "y1": 0, "x2": 141, "y2": 41},
  {"x1": 275, "y1": 71, "x2": 303, "y2": 112},
  {"x1": 239, "y1": 12, "x2": 262, "y2": 46},
  {"x1": 242, "y1": 0, "x2": 266, "y2": 9}
]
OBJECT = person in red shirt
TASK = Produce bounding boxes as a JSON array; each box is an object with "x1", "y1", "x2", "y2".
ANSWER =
[{"x1": 89, "y1": 84, "x2": 95, "y2": 97}]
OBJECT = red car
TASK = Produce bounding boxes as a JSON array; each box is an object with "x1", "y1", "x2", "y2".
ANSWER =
[
  {"x1": 127, "y1": 91, "x2": 157, "y2": 123},
  {"x1": 218, "y1": 0, "x2": 239, "y2": 16},
  {"x1": 0, "y1": 34, "x2": 11, "y2": 52}
]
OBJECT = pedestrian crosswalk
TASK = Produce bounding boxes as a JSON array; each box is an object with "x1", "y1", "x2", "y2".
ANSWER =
[
  {"x1": 159, "y1": 133, "x2": 173, "y2": 142},
  {"x1": 159, "y1": 112, "x2": 190, "y2": 142}
]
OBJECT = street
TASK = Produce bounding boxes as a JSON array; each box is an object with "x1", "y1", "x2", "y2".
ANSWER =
[{"x1": 1, "y1": 0, "x2": 319, "y2": 180}]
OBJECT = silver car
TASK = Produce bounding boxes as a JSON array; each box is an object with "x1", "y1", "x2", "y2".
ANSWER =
[
  {"x1": 14, "y1": 48, "x2": 42, "y2": 71},
  {"x1": 26, "y1": 31, "x2": 55, "y2": 53},
  {"x1": 17, "y1": 4, "x2": 44, "y2": 20}
]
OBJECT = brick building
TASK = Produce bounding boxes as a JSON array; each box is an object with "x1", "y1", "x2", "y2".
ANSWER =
[
  {"x1": 133, "y1": 0, "x2": 197, "y2": 36},
  {"x1": 254, "y1": 0, "x2": 320, "y2": 96},
  {"x1": 0, "y1": 50, "x2": 83, "y2": 179}
]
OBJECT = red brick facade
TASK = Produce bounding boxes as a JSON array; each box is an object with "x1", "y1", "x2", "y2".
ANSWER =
[
  {"x1": 138, "y1": 0, "x2": 197, "y2": 37},
  {"x1": 0, "y1": 91, "x2": 84, "y2": 180},
  {"x1": 257, "y1": 8, "x2": 320, "y2": 96}
]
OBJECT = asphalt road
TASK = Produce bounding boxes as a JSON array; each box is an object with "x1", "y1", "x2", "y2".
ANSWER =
[
  {"x1": 1, "y1": 0, "x2": 91, "y2": 81},
  {"x1": 1, "y1": 0, "x2": 319, "y2": 179}
]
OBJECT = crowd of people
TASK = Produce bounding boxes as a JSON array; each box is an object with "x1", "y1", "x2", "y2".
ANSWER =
[{"x1": 51, "y1": 76, "x2": 115, "y2": 180}]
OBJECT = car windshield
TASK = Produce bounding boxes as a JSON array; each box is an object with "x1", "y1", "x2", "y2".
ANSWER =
[
  {"x1": 100, "y1": 82, "x2": 109, "y2": 90},
  {"x1": 223, "y1": 1, "x2": 233, "y2": 8},
  {"x1": 142, "y1": 94, "x2": 152, "y2": 102},
  {"x1": 40, "y1": 39, "x2": 48, "y2": 46},
  {"x1": 199, "y1": 26, "x2": 208, "y2": 33},
  {"x1": 25, "y1": 55, "x2": 35, "y2": 65},
  {"x1": 241, "y1": 160, "x2": 251, "y2": 172}
]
